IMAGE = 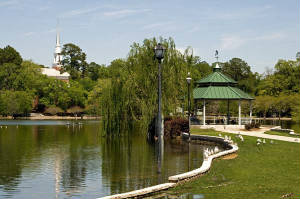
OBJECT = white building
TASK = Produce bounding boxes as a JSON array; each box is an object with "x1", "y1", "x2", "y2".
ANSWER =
[{"x1": 41, "y1": 68, "x2": 70, "y2": 82}]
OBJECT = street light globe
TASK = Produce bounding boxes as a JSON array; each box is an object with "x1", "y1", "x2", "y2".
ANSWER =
[
  {"x1": 154, "y1": 43, "x2": 165, "y2": 60},
  {"x1": 186, "y1": 72, "x2": 192, "y2": 84}
]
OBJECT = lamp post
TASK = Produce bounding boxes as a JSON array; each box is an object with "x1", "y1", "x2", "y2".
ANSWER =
[
  {"x1": 154, "y1": 43, "x2": 166, "y2": 145},
  {"x1": 186, "y1": 72, "x2": 192, "y2": 141}
]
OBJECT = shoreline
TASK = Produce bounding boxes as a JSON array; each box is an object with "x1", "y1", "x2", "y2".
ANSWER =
[
  {"x1": 0, "y1": 115, "x2": 101, "y2": 120},
  {"x1": 0, "y1": 116, "x2": 292, "y2": 121}
]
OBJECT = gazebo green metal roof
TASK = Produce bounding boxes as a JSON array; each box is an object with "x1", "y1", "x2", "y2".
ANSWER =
[
  {"x1": 196, "y1": 71, "x2": 237, "y2": 84},
  {"x1": 193, "y1": 86, "x2": 254, "y2": 100},
  {"x1": 193, "y1": 65, "x2": 254, "y2": 100}
]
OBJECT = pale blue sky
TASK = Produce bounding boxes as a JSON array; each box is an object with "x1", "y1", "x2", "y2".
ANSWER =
[{"x1": 0, "y1": 0, "x2": 299, "y2": 73}]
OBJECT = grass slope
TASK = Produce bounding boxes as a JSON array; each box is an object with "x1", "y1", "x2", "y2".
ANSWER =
[
  {"x1": 264, "y1": 130, "x2": 300, "y2": 138},
  {"x1": 168, "y1": 129, "x2": 300, "y2": 199}
]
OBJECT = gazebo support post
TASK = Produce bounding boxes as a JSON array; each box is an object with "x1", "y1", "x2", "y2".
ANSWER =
[
  {"x1": 238, "y1": 100, "x2": 241, "y2": 125},
  {"x1": 227, "y1": 100, "x2": 230, "y2": 125},
  {"x1": 250, "y1": 100, "x2": 252, "y2": 123},
  {"x1": 203, "y1": 99, "x2": 206, "y2": 126}
]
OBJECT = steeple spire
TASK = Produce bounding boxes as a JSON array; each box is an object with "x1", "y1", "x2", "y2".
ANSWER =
[
  {"x1": 56, "y1": 29, "x2": 60, "y2": 47},
  {"x1": 56, "y1": 19, "x2": 60, "y2": 47},
  {"x1": 53, "y1": 19, "x2": 62, "y2": 69}
]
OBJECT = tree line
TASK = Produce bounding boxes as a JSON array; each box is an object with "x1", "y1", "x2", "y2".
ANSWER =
[
  {"x1": 0, "y1": 45, "x2": 107, "y2": 117},
  {"x1": 0, "y1": 38, "x2": 299, "y2": 129}
]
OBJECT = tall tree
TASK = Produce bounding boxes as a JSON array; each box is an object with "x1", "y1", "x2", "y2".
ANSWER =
[
  {"x1": 222, "y1": 58, "x2": 256, "y2": 93},
  {"x1": 0, "y1": 63, "x2": 21, "y2": 90},
  {"x1": 257, "y1": 59, "x2": 300, "y2": 96},
  {"x1": 0, "y1": 45, "x2": 22, "y2": 66},
  {"x1": 61, "y1": 43, "x2": 88, "y2": 80},
  {"x1": 88, "y1": 62, "x2": 108, "y2": 81},
  {"x1": 100, "y1": 37, "x2": 207, "y2": 135}
]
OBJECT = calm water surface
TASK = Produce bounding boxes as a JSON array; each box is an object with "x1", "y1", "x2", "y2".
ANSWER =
[
  {"x1": 0, "y1": 120, "x2": 212, "y2": 199},
  {"x1": 260, "y1": 120, "x2": 299, "y2": 133}
]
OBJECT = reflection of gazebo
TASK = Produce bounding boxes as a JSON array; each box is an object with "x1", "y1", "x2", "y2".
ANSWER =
[{"x1": 193, "y1": 64, "x2": 254, "y2": 125}]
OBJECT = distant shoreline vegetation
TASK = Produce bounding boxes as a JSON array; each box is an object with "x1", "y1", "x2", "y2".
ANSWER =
[{"x1": 0, "y1": 38, "x2": 299, "y2": 132}]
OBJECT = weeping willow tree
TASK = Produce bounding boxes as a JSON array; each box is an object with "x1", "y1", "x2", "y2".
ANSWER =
[{"x1": 100, "y1": 37, "x2": 212, "y2": 135}]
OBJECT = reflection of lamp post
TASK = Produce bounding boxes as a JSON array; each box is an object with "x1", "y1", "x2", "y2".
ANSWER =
[
  {"x1": 186, "y1": 72, "x2": 192, "y2": 141},
  {"x1": 154, "y1": 43, "x2": 166, "y2": 144}
]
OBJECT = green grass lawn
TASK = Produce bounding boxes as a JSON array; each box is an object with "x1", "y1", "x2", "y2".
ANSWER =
[
  {"x1": 166, "y1": 128, "x2": 300, "y2": 199},
  {"x1": 264, "y1": 130, "x2": 300, "y2": 138}
]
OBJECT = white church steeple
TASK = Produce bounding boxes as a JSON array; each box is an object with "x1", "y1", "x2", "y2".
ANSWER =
[{"x1": 53, "y1": 23, "x2": 62, "y2": 69}]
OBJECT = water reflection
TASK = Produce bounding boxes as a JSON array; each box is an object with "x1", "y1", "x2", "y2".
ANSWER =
[
  {"x1": 259, "y1": 120, "x2": 299, "y2": 133},
  {"x1": 0, "y1": 120, "x2": 217, "y2": 199}
]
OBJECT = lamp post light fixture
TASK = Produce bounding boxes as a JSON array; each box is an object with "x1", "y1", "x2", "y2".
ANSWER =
[
  {"x1": 186, "y1": 72, "x2": 192, "y2": 141},
  {"x1": 154, "y1": 43, "x2": 166, "y2": 146}
]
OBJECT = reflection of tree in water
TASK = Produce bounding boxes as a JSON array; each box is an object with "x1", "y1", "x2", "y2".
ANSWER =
[
  {"x1": 60, "y1": 145, "x2": 88, "y2": 193},
  {"x1": 0, "y1": 123, "x2": 102, "y2": 197},
  {"x1": 100, "y1": 135, "x2": 158, "y2": 195},
  {"x1": 0, "y1": 121, "x2": 224, "y2": 198},
  {"x1": 59, "y1": 124, "x2": 102, "y2": 195},
  {"x1": 100, "y1": 134, "x2": 211, "y2": 195},
  {"x1": 0, "y1": 126, "x2": 43, "y2": 194}
]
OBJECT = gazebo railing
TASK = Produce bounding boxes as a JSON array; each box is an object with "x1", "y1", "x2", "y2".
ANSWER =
[{"x1": 191, "y1": 116, "x2": 255, "y2": 125}]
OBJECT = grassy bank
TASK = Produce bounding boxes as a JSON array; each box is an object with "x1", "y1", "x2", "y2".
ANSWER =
[
  {"x1": 264, "y1": 130, "x2": 300, "y2": 138},
  {"x1": 167, "y1": 128, "x2": 300, "y2": 199}
]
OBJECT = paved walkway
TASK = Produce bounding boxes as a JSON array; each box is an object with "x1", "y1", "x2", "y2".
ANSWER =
[{"x1": 192, "y1": 125, "x2": 300, "y2": 143}]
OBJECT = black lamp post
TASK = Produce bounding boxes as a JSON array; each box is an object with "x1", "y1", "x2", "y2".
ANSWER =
[
  {"x1": 186, "y1": 72, "x2": 192, "y2": 140},
  {"x1": 154, "y1": 43, "x2": 166, "y2": 145}
]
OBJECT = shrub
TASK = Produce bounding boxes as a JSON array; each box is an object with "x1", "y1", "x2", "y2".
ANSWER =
[
  {"x1": 67, "y1": 106, "x2": 84, "y2": 116},
  {"x1": 164, "y1": 117, "x2": 189, "y2": 138},
  {"x1": 245, "y1": 122, "x2": 260, "y2": 130},
  {"x1": 254, "y1": 123, "x2": 261, "y2": 128},
  {"x1": 245, "y1": 123, "x2": 252, "y2": 130},
  {"x1": 44, "y1": 106, "x2": 63, "y2": 116}
]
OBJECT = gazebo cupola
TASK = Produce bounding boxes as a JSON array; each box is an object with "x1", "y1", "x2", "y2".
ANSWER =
[{"x1": 193, "y1": 52, "x2": 254, "y2": 126}]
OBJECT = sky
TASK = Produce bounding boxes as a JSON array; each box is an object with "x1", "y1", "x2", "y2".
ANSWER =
[{"x1": 0, "y1": 0, "x2": 299, "y2": 73}]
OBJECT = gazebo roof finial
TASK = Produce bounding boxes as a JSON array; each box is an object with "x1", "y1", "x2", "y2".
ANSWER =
[
  {"x1": 215, "y1": 50, "x2": 219, "y2": 62},
  {"x1": 214, "y1": 50, "x2": 221, "y2": 71}
]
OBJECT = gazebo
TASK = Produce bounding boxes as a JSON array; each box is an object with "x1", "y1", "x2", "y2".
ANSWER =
[{"x1": 193, "y1": 63, "x2": 254, "y2": 126}]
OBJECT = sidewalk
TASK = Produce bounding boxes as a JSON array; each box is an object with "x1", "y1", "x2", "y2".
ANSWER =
[{"x1": 192, "y1": 125, "x2": 300, "y2": 143}]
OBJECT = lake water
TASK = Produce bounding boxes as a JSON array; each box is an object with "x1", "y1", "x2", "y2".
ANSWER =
[
  {"x1": 0, "y1": 120, "x2": 214, "y2": 199},
  {"x1": 259, "y1": 120, "x2": 299, "y2": 133}
]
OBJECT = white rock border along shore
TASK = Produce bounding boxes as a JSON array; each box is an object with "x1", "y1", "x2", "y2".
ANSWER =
[{"x1": 97, "y1": 134, "x2": 239, "y2": 199}]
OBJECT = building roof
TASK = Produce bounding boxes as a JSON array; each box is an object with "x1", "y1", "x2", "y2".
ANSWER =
[
  {"x1": 41, "y1": 68, "x2": 70, "y2": 80},
  {"x1": 193, "y1": 64, "x2": 254, "y2": 100},
  {"x1": 193, "y1": 86, "x2": 254, "y2": 100},
  {"x1": 196, "y1": 71, "x2": 237, "y2": 85}
]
